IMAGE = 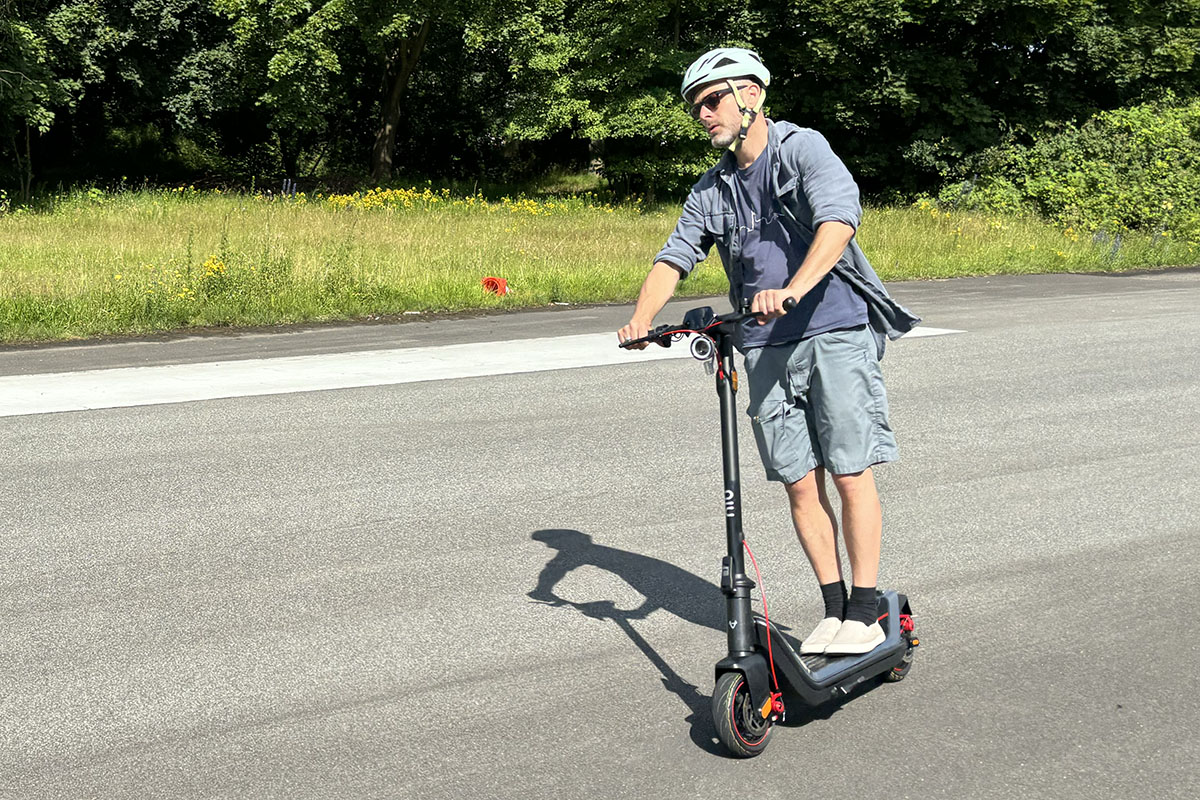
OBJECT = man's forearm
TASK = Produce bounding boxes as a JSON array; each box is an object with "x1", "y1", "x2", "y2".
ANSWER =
[
  {"x1": 631, "y1": 262, "x2": 685, "y2": 324},
  {"x1": 785, "y1": 221, "x2": 856, "y2": 298}
]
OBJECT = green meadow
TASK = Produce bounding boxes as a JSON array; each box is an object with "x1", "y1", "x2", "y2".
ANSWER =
[{"x1": 1, "y1": 186, "x2": 1195, "y2": 343}]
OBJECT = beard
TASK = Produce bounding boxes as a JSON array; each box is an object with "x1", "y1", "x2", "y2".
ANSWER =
[{"x1": 709, "y1": 127, "x2": 737, "y2": 149}]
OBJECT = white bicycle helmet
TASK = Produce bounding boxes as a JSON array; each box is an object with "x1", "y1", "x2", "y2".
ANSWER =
[{"x1": 681, "y1": 47, "x2": 770, "y2": 102}]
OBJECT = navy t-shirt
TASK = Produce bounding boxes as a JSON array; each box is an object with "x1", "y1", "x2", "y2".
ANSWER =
[{"x1": 731, "y1": 148, "x2": 867, "y2": 349}]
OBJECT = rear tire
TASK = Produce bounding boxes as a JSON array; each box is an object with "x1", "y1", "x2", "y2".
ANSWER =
[
  {"x1": 713, "y1": 672, "x2": 773, "y2": 757},
  {"x1": 883, "y1": 641, "x2": 914, "y2": 682}
]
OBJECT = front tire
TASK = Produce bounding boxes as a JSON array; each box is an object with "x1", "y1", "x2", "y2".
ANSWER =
[{"x1": 713, "y1": 672, "x2": 773, "y2": 757}]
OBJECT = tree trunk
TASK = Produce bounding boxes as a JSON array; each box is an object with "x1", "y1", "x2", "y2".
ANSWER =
[
  {"x1": 278, "y1": 133, "x2": 300, "y2": 181},
  {"x1": 370, "y1": 19, "x2": 433, "y2": 184},
  {"x1": 16, "y1": 125, "x2": 32, "y2": 205}
]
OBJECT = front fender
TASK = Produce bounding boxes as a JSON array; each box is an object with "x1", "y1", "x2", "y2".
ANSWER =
[{"x1": 715, "y1": 652, "x2": 772, "y2": 712}]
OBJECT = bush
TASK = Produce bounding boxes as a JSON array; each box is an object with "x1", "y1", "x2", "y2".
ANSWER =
[
  {"x1": 940, "y1": 96, "x2": 1200, "y2": 242},
  {"x1": 599, "y1": 138, "x2": 715, "y2": 201}
]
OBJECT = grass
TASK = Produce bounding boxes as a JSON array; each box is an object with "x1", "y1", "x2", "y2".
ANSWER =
[{"x1": 1, "y1": 186, "x2": 1196, "y2": 344}]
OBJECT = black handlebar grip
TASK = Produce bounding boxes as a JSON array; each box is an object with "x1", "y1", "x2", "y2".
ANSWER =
[{"x1": 781, "y1": 296, "x2": 798, "y2": 313}]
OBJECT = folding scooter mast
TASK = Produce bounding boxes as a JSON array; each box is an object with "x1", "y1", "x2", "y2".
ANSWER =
[{"x1": 712, "y1": 317, "x2": 757, "y2": 658}]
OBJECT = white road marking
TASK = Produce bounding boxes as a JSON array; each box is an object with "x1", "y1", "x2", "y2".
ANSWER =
[
  {"x1": 899, "y1": 327, "x2": 962, "y2": 338},
  {"x1": 0, "y1": 327, "x2": 962, "y2": 418}
]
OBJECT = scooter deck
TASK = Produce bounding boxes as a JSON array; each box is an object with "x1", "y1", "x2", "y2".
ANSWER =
[{"x1": 753, "y1": 590, "x2": 911, "y2": 706}]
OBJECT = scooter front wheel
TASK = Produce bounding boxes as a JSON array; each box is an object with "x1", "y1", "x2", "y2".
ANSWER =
[{"x1": 713, "y1": 672, "x2": 774, "y2": 757}]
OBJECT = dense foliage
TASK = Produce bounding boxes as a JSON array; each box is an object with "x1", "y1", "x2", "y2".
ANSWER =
[
  {"x1": 2, "y1": 0, "x2": 1198, "y2": 215},
  {"x1": 940, "y1": 96, "x2": 1200, "y2": 241}
]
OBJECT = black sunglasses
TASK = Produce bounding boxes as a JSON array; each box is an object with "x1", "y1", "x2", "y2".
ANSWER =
[{"x1": 689, "y1": 84, "x2": 751, "y2": 119}]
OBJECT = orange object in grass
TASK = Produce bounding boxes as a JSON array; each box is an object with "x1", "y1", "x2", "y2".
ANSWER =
[{"x1": 481, "y1": 276, "x2": 508, "y2": 295}]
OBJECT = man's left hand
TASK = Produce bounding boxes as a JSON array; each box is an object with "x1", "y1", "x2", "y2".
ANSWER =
[{"x1": 750, "y1": 288, "x2": 801, "y2": 324}]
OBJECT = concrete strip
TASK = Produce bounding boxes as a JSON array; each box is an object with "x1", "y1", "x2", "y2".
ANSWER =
[{"x1": 0, "y1": 327, "x2": 961, "y2": 417}]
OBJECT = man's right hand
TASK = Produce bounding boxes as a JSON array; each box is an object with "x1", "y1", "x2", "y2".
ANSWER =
[
  {"x1": 618, "y1": 318, "x2": 652, "y2": 350},
  {"x1": 619, "y1": 261, "x2": 684, "y2": 350}
]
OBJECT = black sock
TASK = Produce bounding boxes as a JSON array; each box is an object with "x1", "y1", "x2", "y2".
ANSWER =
[
  {"x1": 844, "y1": 585, "x2": 878, "y2": 626},
  {"x1": 819, "y1": 580, "x2": 847, "y2": 620}
]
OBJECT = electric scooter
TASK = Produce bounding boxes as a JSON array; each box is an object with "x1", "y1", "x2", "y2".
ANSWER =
[{"x1": 620, "y1": 300, "x2": 918, "y2": 758}]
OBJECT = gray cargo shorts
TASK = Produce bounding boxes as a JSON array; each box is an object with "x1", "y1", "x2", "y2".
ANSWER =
[{"x1": 743, "y1": 325, "x2": 898, "y2": 483}]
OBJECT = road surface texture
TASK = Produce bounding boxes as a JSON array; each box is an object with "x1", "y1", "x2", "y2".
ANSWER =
[{"x1": 2, "y1": 269, "x2": 1198, "y2": 799}]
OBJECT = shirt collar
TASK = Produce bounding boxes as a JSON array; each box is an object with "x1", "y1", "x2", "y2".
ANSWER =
[{"x1": 718, "y1": 118, "x2": 777, "y2": 182}]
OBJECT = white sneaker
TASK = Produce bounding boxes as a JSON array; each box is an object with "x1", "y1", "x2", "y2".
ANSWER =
[
  {"x1": 823, "y1": 620, "x2": 885, "y2": 656},
  {"x1": 799, "y1": 617, "x2": 843, "y2": 654}
]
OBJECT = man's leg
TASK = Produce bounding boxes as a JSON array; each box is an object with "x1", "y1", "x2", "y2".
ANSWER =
[
  {"x1": 783, "y1": 467, "x2": 842, "y2": 584},
  {"x1": 831, "y1": 467, "x2": 881, "y2": 588},
  {"x1": 784, "y1": 467, "x2": 849, "y2": 653},
  {"x1": 807, "y1": 326, "x2": 896, "y2": 655},
  {"x1": 824, "y1": 466, "x2": 886, "y2": 654}
]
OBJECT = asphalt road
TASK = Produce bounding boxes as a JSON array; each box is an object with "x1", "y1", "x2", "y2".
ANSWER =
[{"x1": 2, "y1": 269, "x2": 1198, "y2": 799}]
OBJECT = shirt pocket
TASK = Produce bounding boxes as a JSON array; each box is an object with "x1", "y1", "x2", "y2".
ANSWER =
[{"x1": 704, "y1": 211, "x2": 734, "y2": 246}]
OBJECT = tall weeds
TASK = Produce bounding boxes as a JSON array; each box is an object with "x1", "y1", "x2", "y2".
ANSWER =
[{"x1": 1, "y1": 187, "x2": 1195, "y2": 343}]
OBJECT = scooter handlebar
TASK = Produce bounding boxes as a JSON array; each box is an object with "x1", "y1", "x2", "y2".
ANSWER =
[
  {"x1": 618, "y1": 323, "x2": 680, "y2": 349},
  {"x1": 732, "y1": 295, "x2": 798, "y2": 322},
  {"x1": 619, "y1": 297, "x2": 796, "y2": 349}
]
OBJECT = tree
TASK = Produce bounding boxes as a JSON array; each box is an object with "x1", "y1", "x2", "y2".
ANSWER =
[
  {"x1": 5, "y1": 0, "x2": 1199, "y2": 198},
  {"x1": 757, "y1": 0, "x2": 1200, "y2": 194},
  {"x1": 0, "y1": 1, "x2": 66, "y2": 201},
  {"x1": 189, "y1": 1, "x2": 504, "y2": 181},
  {"x1": 494, "y1": 0, "x2": 763, "y2": 196},
  {"x1": 497, "y1": 0, "x2": 1200, "y2": 197},
  {"x1": 11, "y1": 1, "x2": 236, "y2": 188}
]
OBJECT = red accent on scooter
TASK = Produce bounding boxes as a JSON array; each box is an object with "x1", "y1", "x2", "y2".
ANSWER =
[{"x1": 742, "y1": 539, "x2": 781, "y2": 696}]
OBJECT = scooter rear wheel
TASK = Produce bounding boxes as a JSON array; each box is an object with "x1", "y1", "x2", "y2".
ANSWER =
[
  {"x1": 713, "y1": 672, "x2": 773, "y2": 757},
  {"x1": 883, "y1": 640, "x2": 915, "y2": 682}
]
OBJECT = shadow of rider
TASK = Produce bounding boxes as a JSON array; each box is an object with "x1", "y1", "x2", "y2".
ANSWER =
[
  {"x1": 528, "y1": 528, "x2": 723, "y2": 629},
  {"x1": 528, "y1": 528, "x2": 731, "y2": 755}
]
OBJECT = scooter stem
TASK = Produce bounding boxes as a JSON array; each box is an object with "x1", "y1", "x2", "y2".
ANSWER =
[{"x1": 714, "y1": 326, "x2": 756, "y2": 657}]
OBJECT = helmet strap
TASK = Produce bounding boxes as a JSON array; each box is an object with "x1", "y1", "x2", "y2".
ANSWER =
[{"x1": 726, "y1": 80, "x2": 766, "y2": 152}]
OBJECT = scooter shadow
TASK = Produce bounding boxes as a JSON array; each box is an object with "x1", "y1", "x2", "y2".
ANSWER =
[{"x1": 528, "y1": 528, "x2": 794, "y2": 757}]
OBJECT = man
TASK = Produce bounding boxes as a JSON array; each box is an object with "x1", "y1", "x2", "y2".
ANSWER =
[{"x1": 618, "y1": 47, "x2": 919, "y2": 655}]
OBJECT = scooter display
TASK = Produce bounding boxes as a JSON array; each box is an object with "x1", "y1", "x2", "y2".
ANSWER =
[{"x1": 620, "y1": 300, "x2": 918, "y2": 757}]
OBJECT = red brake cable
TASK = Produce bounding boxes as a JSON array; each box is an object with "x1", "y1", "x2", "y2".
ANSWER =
[{"x1": 742, "y1": 538, "x2": 784, "y2": 715}]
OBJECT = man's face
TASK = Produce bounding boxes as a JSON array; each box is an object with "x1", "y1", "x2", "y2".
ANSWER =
[{"x1": 690, "y1": 81, "x2": 756, "y2": 149}]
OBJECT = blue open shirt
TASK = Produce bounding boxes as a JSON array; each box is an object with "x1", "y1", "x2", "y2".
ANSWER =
[{"x1": 654, "y1": 119, "x2": 921, "y2": 357}]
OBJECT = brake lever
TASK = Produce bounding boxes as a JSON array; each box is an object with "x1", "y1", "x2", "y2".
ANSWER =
[{"x1": 619, "y1": 323, "x2": 676, "y2": 349}]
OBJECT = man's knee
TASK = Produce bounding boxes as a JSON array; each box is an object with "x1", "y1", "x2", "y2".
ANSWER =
[
  {"x1": 831, "y1": 467, "x2": 876, "y2": 499},
  {"x1": 784, "y1": 469, "x2": 821, "y2": 506}
]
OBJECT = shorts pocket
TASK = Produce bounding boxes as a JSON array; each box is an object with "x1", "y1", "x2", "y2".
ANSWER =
[
  {"x1": 750, "y1": 400, "x2": 794, "y2": 477},
  {"x1": 750, "y1": 398, "x2": 788, "y2": 427},
  {"x1": 822, "y1": 325, "x2": 870, "y2": 351}
]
